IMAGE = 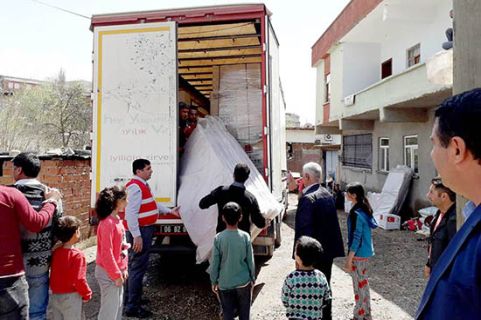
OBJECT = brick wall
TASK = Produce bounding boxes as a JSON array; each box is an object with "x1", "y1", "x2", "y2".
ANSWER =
[
  {"x1": 287, "y1": 143, "x2": 322, "y2": 173},
  {"x1": 1, "y1": 158, "x2": 93, "y2": 239}
]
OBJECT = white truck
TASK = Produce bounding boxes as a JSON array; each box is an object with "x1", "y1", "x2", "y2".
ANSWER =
[{"x1": 90, "y1": 4, "x2": 287, "y2": 257}]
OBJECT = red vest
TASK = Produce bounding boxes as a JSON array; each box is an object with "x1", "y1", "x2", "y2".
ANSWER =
[{"x1": 121, "y1": 179, "x2": 159, "y2": 229}]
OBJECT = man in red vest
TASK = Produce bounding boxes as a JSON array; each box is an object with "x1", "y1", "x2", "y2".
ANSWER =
[{"x1": 124, "y1": 158, "x2": 179, "y2": 318}]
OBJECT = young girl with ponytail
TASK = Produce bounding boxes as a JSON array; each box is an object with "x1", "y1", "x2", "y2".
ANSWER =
[{"x1": 344, "y1": 183, "x2": 378, "y2": 320}]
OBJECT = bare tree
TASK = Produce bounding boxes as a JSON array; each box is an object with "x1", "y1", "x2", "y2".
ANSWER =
[
  {"x1": 39, "y1": 70, "x2": 91, "y2": 149},
  {"x1": 0, "y1": 69, "x2": 92, "y2": 152},
  {"x1": 0, "y1": 89, "x2": 38, "y2": 151}
]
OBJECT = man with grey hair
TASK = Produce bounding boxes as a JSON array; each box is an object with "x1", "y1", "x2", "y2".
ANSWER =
[{"x1": 294, "y1": 162, "x2": 344, "y2": 320}]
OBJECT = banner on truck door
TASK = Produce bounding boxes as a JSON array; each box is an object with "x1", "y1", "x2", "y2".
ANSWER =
[{"x1": 92, "y1": 22, "x2": 177, "y2": 207}]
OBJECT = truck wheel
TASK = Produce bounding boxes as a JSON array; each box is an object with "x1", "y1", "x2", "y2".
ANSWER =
[{"x1": 274, "y1": 215, "x2": 282, "y2": 248}]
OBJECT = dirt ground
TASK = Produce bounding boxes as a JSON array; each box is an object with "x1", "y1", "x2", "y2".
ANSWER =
[{"x1": 83, "y1": 193, "x2": 428, "y2": 319}]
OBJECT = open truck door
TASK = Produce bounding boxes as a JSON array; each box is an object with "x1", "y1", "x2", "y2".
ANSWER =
[
  {"x1": 251, "y1": 16, "x2": 287, "y2": 254},
  {"x1": 91, "y1": 22, "x2": 178, "y2": 211}
]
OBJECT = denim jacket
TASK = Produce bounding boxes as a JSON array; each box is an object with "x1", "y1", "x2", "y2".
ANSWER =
[{"x1": 347, "y1": 209, "x2": 377, "y2": 258}]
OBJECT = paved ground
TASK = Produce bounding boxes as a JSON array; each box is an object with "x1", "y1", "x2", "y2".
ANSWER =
[{"x1": 82, "y1": 193, "x2": 428, "y2": 319}]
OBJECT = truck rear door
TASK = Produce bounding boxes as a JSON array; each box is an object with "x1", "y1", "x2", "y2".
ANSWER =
[
  {"x1": 91, "y1": 22, "x2": 178, "y2": 208},
  {"x1": 265, "y1": 18, "x2": 287, "y2": 202}
]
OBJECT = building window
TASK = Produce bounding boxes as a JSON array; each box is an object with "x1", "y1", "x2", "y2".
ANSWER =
[
  {"x1": 342, "y1": 134, "x2": 372, "y2": 169},
  {"x1": 407, "y1": 44, "x2": 421, "y2": 67},
  {"x1": 287, "y1": 142, "x2": 293, "y2": 160},
  {"x1": 8, "y1": 82, "x2": 14, "y2": 89},
  {"x1": 324, "y1": 73, "x2": 331, "y2": 103},
  {"x1": 381, "y1": 59, "x2": 392, "y2": 79},
  {"x1": 14, "y1": 83, "x2": 20, "y2": 89},
  {"x1": 404, "y1": 135, "x2": 419, "y2": 173},
  {"x1": 379, "y1": 137, "x2": 390, "y2": 172}
]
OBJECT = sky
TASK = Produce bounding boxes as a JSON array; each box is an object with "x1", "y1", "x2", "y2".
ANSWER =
[{"x1": 1, "y1": 0, "x2": 350, "y2": 124}]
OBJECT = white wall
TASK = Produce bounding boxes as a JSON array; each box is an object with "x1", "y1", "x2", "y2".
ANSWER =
[
  {"x1": 380, "y1": 0, "x2": 452, "y2": 75},
  {"x1": 329, "y1": 45, "x2": 344, "y2": 120},
  {"x1": 314, "y1": 61, "x2": 325, "y2": 125},
  {"x1": 342, "y1": 42, "x2": 381, "y2": 96},
  {"x1": 286, "y1": 129, "x2": 315, "y2": 143}
]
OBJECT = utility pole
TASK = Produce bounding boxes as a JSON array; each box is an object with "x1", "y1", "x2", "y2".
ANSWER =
[{"x1": 453, "y1": 0, "x2": 481, "y2": 228}]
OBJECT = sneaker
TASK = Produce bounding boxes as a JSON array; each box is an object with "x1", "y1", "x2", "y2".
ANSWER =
[{"x1": 125, "y1": 307, "x2": 153, "y2": 318}]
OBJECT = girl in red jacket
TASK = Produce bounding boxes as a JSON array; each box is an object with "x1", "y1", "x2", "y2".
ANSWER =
[
  {"x1": 95, "y1": 186, "x2": 130, "y2": 320},
  {"x1": 50, "y1": 216, "x2": 92, "y2": 320}
]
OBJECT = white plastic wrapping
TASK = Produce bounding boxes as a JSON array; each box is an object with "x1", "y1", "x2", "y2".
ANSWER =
[
  {"x1": 216, "y1": 63, "x2": 264, "y2": 173},
  {"x1": 368, "y1": 165, "x2": 413, "y2": 229},
  {"x1": 177, "y1": 116, "x2": 282, "y2": 263}
]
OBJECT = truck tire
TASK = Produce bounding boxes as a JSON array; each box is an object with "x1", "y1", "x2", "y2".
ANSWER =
[{"x1": 274, "y1": 215, "x2": 282, "y2": 248}]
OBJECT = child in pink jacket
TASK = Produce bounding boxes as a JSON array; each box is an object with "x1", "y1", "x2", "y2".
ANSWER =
[{"x1": 95, "y1": 186, "x2": 130, "y2": 320}]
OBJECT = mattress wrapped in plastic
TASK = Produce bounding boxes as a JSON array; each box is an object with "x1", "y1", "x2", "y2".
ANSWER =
[
  {"x1": 177, "y1": 116, "x2": 283, "y2": 263},
  {"x1": 368, "y1": 165, "x2": 413, "y2": 229},
  {"x1": 217, "y1": 63, "x2": 264, "y2": 174}
]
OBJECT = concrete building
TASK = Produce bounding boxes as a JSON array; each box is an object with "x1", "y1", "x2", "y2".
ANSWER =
[
  {"x1": 312, "y1": 0, "x2": 453, "y2": 213},
  {"x1": 0, "y1": 75, "x2": 42, "y2": 95},
  {"x1": 286, "y1": 127, "x2": 341, "y2": 183},
  {"x1": 286, "y1": 112, "x2": 301, "y2": 128}
]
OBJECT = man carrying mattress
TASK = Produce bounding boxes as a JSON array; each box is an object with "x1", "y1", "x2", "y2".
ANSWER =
[{"x1": 199, "y1": 163, "x2": 267, "y2": 234}]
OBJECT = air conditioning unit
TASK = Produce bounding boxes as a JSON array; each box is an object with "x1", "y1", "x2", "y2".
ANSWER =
[{"x1": 344, "y1": 94, "x2": 355, "y2": 106}]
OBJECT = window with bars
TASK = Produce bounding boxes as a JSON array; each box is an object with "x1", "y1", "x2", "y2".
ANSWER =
[
  {"x1": 342, "y1": 134, "x2": 372, "y2": 169},
  {"x1": 379, "y1": 137, "x2": 390, "y2": 172}
]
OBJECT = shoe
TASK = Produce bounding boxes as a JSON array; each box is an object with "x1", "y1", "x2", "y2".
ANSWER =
[{"x1": 125, "y1": 307, "x2": 153, "y2": 318}]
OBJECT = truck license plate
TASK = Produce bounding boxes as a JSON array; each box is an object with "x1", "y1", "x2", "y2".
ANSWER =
[{"x1": 159, "y1": 224, "x2": 187, "y2": 234}]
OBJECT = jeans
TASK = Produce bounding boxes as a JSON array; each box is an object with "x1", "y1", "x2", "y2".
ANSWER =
[
  {"x1": 125, "y1": 225, "x2": 155, "y2": 313},
  {"x1": 219, "y1": 284, "x2": 252, "y2": 320},
  {"x1": 0, "y1": 275, "x2": 29, "y2": 319},
  {"x1": 27, "y1": 272, "x2": 49, "y2": 320}
]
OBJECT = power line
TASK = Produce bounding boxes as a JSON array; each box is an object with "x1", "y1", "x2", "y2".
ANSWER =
[{"x1": 29, "y1": 0, "x2": 90, "y2": 20}]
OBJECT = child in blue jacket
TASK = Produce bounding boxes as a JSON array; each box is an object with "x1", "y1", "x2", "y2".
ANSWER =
[{"x1": 344, "y1": 183, "x2": 377, "y2": 320}]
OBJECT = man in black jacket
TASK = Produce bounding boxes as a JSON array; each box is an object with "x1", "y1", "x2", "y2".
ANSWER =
[
  {"x1": 199, "y1": 163, "x2": 266, "y2": 234},
  {"x1": 294, "y1": 162, "x2": 344, "y2": 320},
  {"x1": 424, "y1": 177, "x2": 456, "y2": 278}
]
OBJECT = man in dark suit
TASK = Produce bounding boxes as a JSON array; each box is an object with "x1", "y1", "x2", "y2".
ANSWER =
[
  {"x1": 294, "y1": 162, "x2": 344, "y2": 320},
  {"x1": 416, "y1": 89, "x2": 481, "y2": 319},
  {"x1": 199, "y1": 163, "x2": 266, "y2": 234}
]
